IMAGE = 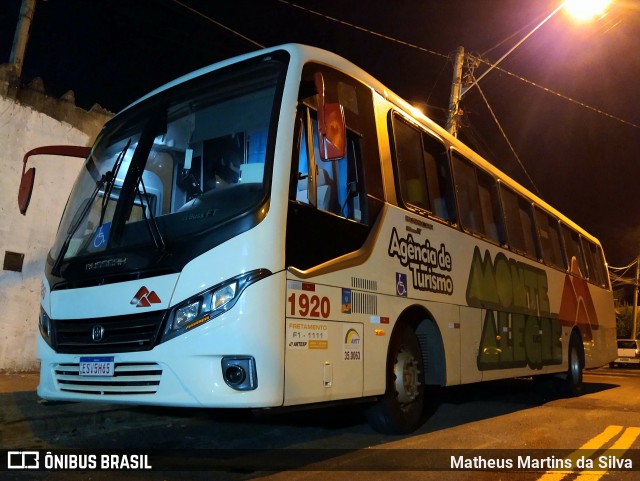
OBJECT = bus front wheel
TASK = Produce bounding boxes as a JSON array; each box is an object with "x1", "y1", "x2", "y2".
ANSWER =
[{"x1": 366, "y1": 324, "x2": 425, "y2": 434}]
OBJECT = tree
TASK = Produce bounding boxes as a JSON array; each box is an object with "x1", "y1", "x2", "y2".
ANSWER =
[{"x1": 616, "y1": 304, "x2": 638, "y2": 339}]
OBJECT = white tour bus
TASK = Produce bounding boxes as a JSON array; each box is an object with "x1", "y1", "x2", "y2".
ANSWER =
[{"x1": 18, "y1": 44, "x2": 616, "y2": 433}]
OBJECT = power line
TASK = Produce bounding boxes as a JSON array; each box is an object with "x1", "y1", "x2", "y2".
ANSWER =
[
  {"x1": 276, "y1": 0, "x2": 448, "y2": 60},
  {"x1": 608, "y1": 259, "x2": 638, "y2": 271},
  {"x1": 475, "y1": 81, "x2": 541, "y2": 196},
  {"x1": 477, "y1": 59, "x2": 640, "y2": 131},
  {"x1": 481, "y1": 10, "x2": 550, "y2": 57},
  {"x1": 425, "y1": 57, "x2": 450, "y2": 107},
  {"x1": 277, "y1": 0, "x2": 640, "y2": 132},
  {"x1": 170, "y1": 0, "x2": 265, "y2": 49}
]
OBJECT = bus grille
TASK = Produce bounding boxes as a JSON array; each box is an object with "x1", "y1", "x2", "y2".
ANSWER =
[
  {"x1": 53, "y1": 311, "x2": 166, "y2": 354},
  {"x1": 54, "y1": 363, "x2": 162, "y2": 395}
]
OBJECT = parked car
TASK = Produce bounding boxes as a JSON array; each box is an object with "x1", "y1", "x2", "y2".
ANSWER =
[{"x1": 610, "y1": 339, "x2": 640, "y2": 367}]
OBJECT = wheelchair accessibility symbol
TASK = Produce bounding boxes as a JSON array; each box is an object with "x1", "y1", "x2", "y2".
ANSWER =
[
  {"x1": 396, "y1": 272, "x2": 407, "y2": 297},
  {"x1": 92, "y1": 222, "x2": 111, "y2": 249}
]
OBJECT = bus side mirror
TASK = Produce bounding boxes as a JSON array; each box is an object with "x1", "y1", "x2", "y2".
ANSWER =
[
  {"x1": 18, "y1": 145, "x2": 91, "y2": 215},
  {"x1": 18, "y1": 167, "x2": 36, "y2": 215},
  {"x1": 314, "y1": 72, "x2": 346, "y2": 161}
]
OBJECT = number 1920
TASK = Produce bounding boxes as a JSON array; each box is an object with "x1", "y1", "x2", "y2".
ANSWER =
[{"x1": 288, "y1": 293, "x2": 330, "y2": 318}]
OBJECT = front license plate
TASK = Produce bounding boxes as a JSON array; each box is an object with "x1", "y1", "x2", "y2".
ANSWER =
[{"x1": 79, "y1": 357, "x2": 115, "y2": 377}]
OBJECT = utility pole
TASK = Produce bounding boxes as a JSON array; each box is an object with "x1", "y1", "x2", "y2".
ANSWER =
[
  {"x1": 446, "y1": 46, "x2": 465, "y2": 137},
  {"x1": 9, "y1": 0, "x2": 37, "y2": 80},
  {"x1": 633, "y1": 256, "x2": 639, "y2": 339}
]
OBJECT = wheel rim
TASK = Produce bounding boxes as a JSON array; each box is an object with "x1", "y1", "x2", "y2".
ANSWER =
[{"x1": 394, "y1": 346, "x2": 422, "y2": 406}]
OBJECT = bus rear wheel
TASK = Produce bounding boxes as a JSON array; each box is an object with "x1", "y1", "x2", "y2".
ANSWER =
[
  {"x1": 559, "y1": 332, "x2": 584, "y2": 397},
  {"x1": 366, "y1": 324, "x2": 425, "y2": 434}
]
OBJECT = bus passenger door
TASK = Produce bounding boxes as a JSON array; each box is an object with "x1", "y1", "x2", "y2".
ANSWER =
[
  {"x1": 283, "y1": 63, "x2": 384, "y2": 406},
  {"x1": 284, "y1": 281, "x2": 364, "y2": 405}
]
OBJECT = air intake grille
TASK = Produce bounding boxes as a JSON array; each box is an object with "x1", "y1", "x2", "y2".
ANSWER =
[
  {"x1": 52, "y1": 311, "x2": 166, "y2": 354},
  {"x1": 54, "y1": 363, "x2": 162, "y2": 395},
  {"x1": 351, "y1": 277, "x2": 378, "y2": 291},
  {"x1": 352, "y1": 291, "x2": 378, "y2": 315}
]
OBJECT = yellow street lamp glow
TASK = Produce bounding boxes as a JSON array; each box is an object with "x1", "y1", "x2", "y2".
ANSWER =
[{"x1": 563, "y1": 0, "x2": 611, "y2": 22}]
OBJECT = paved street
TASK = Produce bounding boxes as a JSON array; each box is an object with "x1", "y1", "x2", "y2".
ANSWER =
[{"x1": 3, "y1": 367, "x2": 640, "y2": 480}]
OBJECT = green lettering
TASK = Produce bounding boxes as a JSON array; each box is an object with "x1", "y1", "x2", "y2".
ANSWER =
[
  {"x1": 468, "y1": 249, "x2": 561, "y2": 371},
  {"x1": 524, "y1": 315, "x2": 542, "y2": 369},
  {"x1": 497, "y1": 311, "x2": 513, "y2": 362},
  {"x1": 537, "y1": 273, "x2": 551, "y2": 316},
  {"x1": 524, "y1": 268, "x2": 540, "y2": 315},
  {"x1": 478, "y1": 310, "x2": 499, "y2": 369},
  {"x1": 494, "y1": 254, "x2": 513, "y2": 310},
  {"x1": 466, "y1": 247, "x2": 499, "y2": 308},
  {"x1": 510, "y1": 261, "x2": 528, "y2": 312},
  {"x1": 512, "y1": 314, "x2": 526, "y2": 363}
]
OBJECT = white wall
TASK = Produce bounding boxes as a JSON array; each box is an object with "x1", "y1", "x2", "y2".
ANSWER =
[{"x1": 0, "y1": 97, "x2": 88, "y2": 372}]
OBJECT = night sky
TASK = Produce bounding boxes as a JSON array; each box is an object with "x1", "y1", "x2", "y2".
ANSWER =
[{"x1": 2, "y1": 0, "x2": 638, "y2": 267}]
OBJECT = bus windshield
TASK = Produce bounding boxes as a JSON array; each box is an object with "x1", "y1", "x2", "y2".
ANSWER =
[{"x1": 50, "y1": 53, "x2": 287, "y2": 272}]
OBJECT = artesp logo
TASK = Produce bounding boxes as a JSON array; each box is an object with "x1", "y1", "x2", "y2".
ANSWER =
[{"x1": 8, "y1": 451, "x2": 39, "y2": 469}]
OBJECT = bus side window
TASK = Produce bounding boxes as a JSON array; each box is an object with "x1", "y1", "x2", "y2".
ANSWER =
[
  {"x1": 500, "y1": 186, "x2": 538, "y2": 260},
  {"x1": 595, "y1": 244, "x2": 610, "y2": 289},
  {"x1": 422, "y1": 133, "x2": 456, "y2": 222},
  {"x1": 392, "y1": 117, "x2": 429, "y2": 212},
  {"x1": 561, "y1": 224, "x2": 588, "y2": 278},
  {"x1": 293, "y1": 110, "x2": 311, "y2": 204},
  {"x1": 299, "y1": 112, "x2": 367, "y2": 223},
  {"x1": 534, "y1": 207, "x2": 565, "y2": 269},
  {"x1": 582, "y1": 237, "x2": 608, "y2": 288},
  {"x1": 451, "y1": 153, "x2": 503, "y2": 244},
  {"x1": 390, "y1": 115, "x2": 455, "y2": 223},
  {"x1": 477, "y1": 170, "x2": 505, "y2": 245}
]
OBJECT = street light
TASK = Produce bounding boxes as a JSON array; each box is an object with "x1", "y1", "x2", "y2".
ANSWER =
[
  {"x1": 447, "y1": 0, "x2": 613, "y2": 135},
  {"x1": 564, "y1": 0, "x2": 612, "y2": 22}
]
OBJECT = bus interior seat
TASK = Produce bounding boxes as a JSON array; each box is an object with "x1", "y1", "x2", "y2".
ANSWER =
[
  {"x1": 296, "y1": 176, "x2": 309, "y2": 203},
  {"x1": 295, "y1": 167, "x2": 332, "y2": 211},
  {"x1": 406, "y1": 179, "x2": 427, "y2": 210},
  {"x1": 316, "y1": 168, "x2": 332, "y2": 211},
  {"x1": 433, "y1": 198, "x2": 448, "y2": 220}
]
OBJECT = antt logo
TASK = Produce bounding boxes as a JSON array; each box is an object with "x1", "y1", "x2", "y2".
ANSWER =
[{"x1": 131, "y1": 287, "x2": 161, "y2": 307}]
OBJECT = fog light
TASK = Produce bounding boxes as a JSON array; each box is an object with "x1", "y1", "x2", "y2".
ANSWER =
[
  {"x1": 225, "y1": 365, "x2": 246, "y2": 385},
  {"x1": 221, "y1": 356, "x2": 257, "y2": 391}
]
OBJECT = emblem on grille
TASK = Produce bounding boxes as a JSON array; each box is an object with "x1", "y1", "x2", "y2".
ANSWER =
[
  {"x1": 91, "y1": 324, "x2": 105, "y2": 342},
  {"x1": 131, "y1": 286, "x2": 161, "y2": 307}
]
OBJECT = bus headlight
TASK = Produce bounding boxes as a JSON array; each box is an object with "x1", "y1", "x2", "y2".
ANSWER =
[
  {"x1": 211, "y1": 283, "x2": 237, "y2": 310},
  {"x1": 172, "y1": 282, "x2": 237, "y2": 331},
  {"x1": 39, "y1": 306, "x2": 53, "y2": 347},
  {"x1": 174, "y1": 300, "x2": 201, "y2": 329},
  {"x1": 161, "y1": 269, "x2": 271, "y2": 342}
]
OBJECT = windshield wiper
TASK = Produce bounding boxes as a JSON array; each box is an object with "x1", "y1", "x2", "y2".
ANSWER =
[
  {"x1": 51, "y1": 140, "x2": 130, "y2": 277},
  {"x1": 134, "y1": 173, "x2": 166, "y2": 253},
  {"x1": 98, "y1": 138, "x2": 130, "y2": 226},
  {"x1": 52, "y1": 173, "x2": 110, "y2": 276}
]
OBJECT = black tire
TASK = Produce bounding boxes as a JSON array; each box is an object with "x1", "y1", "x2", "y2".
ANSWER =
[
  {"x1": 609, "y1": 362, "x2": 616, "y2": 369},
  {"x1": 366, "y1": 324, "x2": 425, "y2": 434},
  {"x1": 560, "y1": 332, "x2": 584, "y2": 397}
]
